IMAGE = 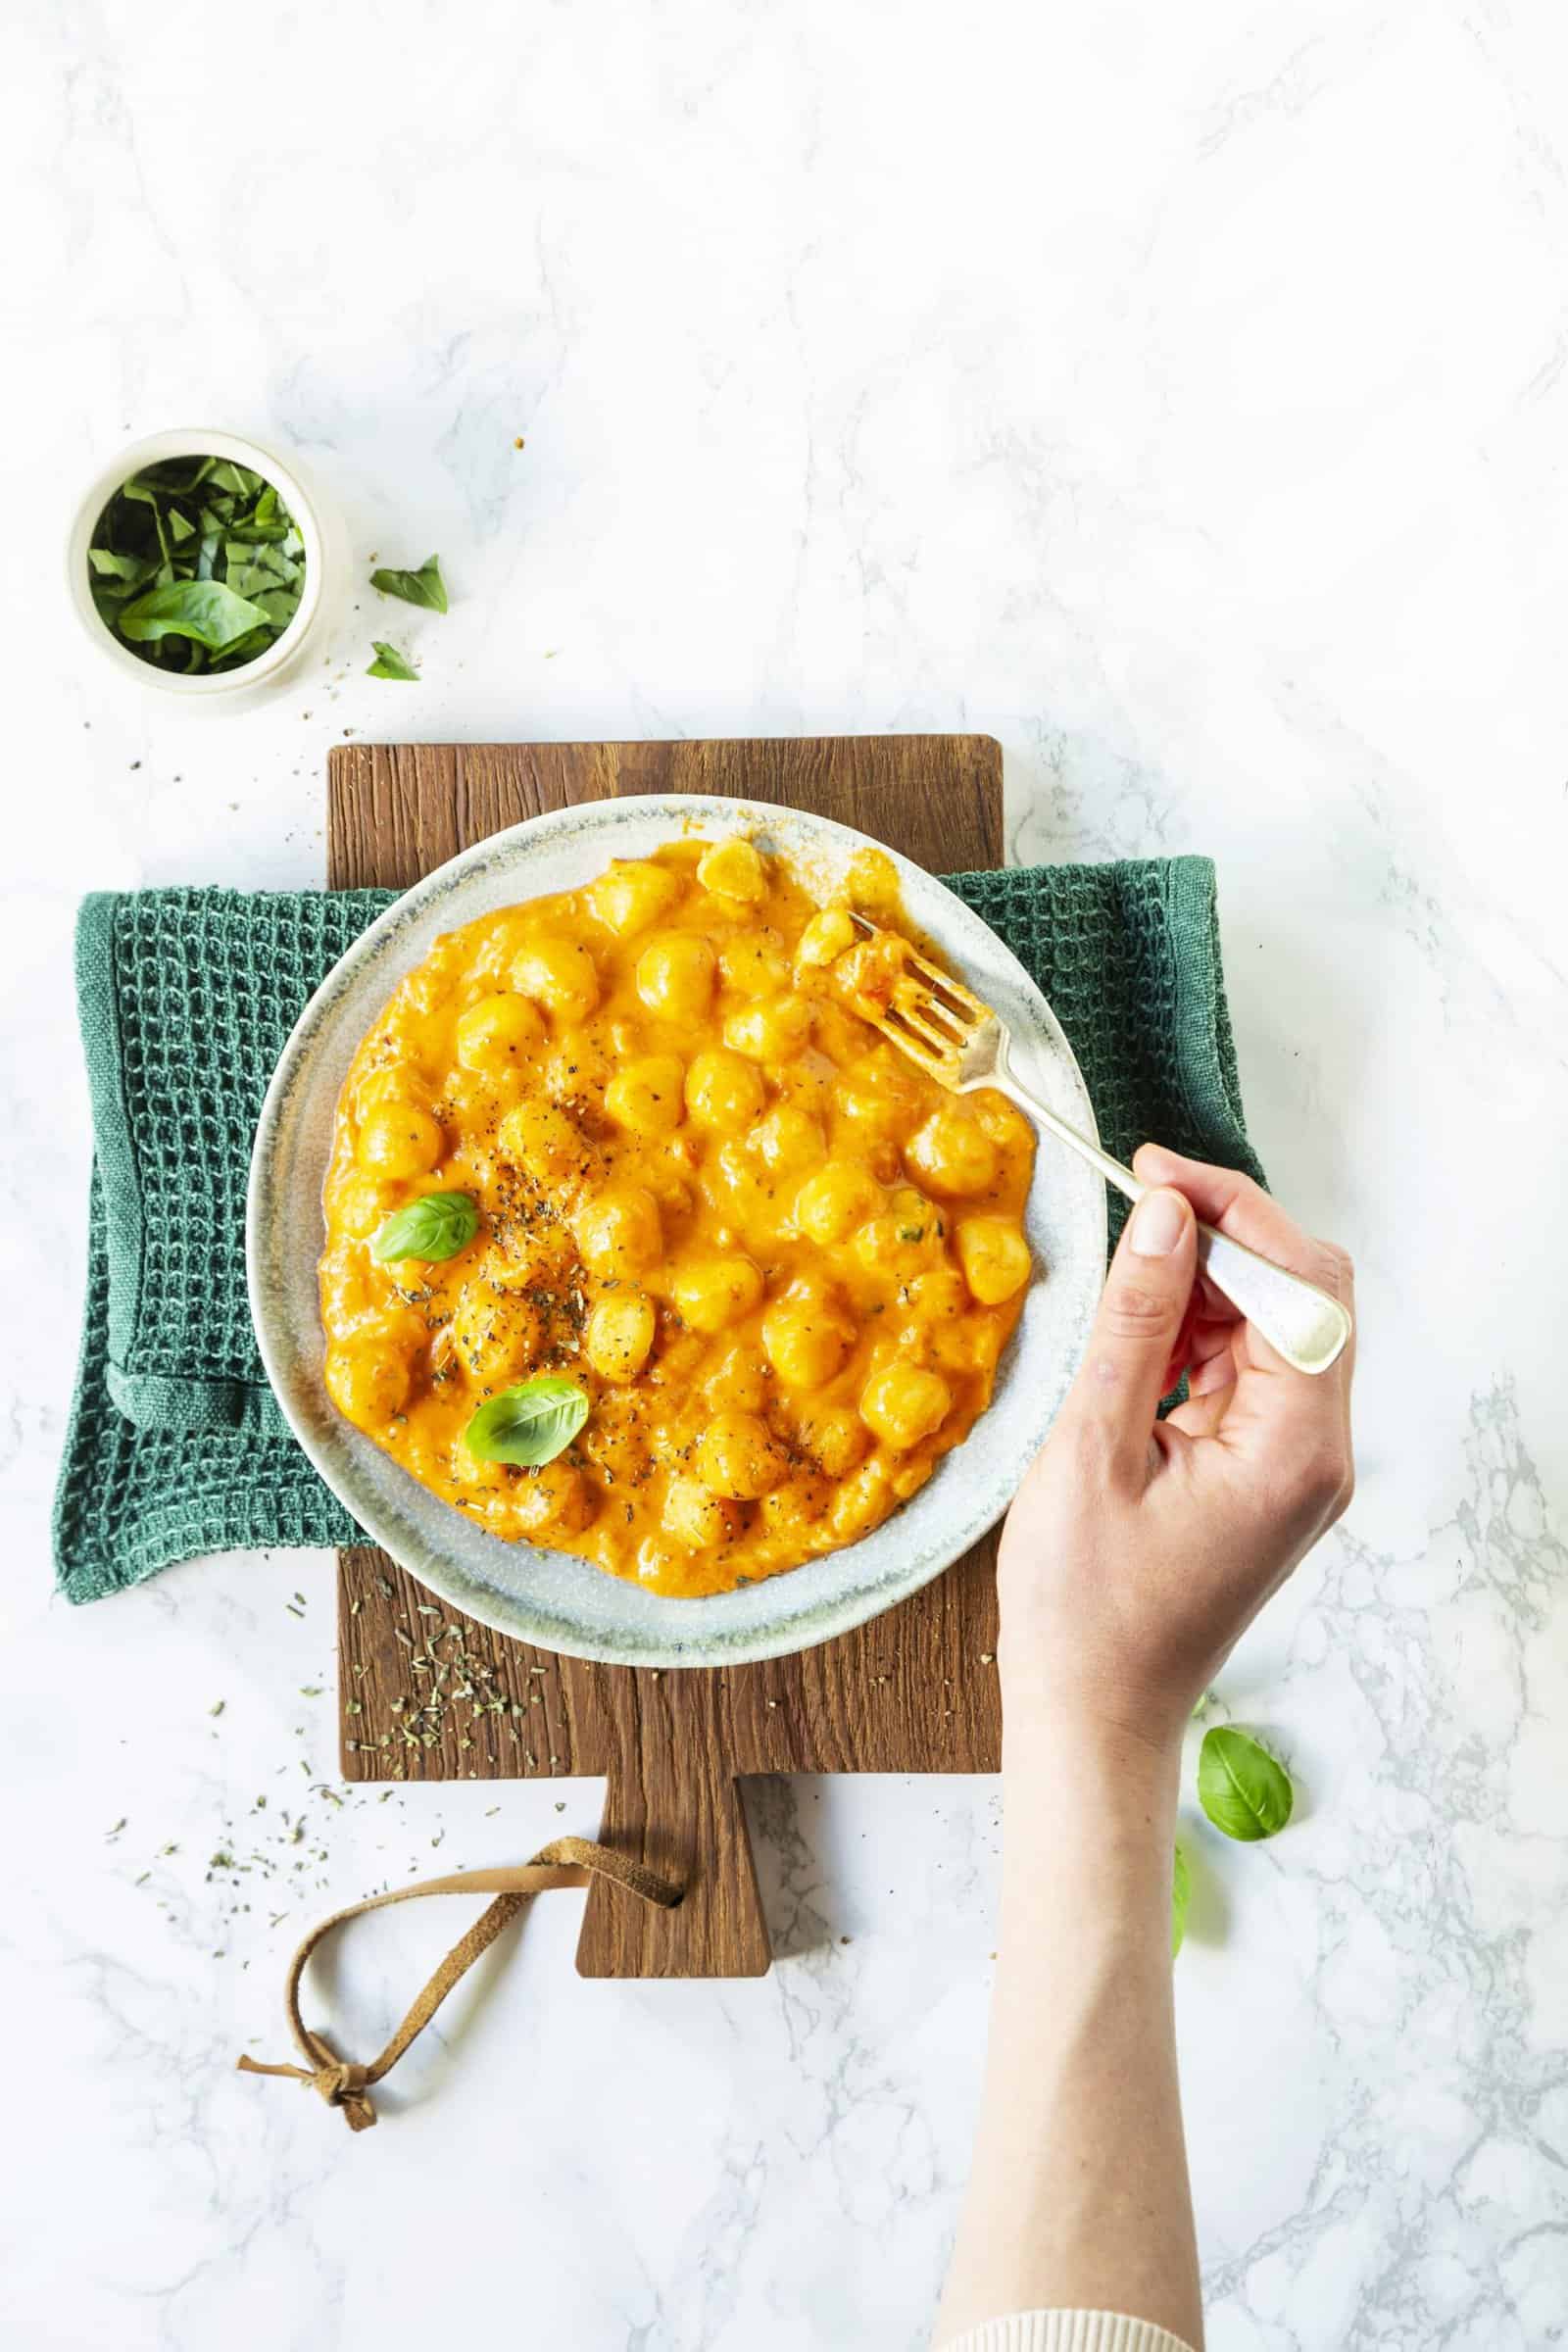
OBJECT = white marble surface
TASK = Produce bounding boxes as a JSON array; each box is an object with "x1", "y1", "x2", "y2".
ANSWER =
[{"x1": 4, "y1": 2, "x2": 1567, "y2": 2345}]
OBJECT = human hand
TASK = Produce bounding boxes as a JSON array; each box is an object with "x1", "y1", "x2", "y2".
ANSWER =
[{"x1": 998, "y1": 1145, "x2": 1356, "y2": 1759}]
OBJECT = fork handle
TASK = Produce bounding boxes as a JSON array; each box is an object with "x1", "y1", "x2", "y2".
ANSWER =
[{"x1": 995, "y1": 1076, "x2": 1351, "y2": 1377}]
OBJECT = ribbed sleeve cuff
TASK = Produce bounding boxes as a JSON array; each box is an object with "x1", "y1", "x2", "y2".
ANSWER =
[{"x1": 938, "y1": 2313, "x2": 1198, "y2": 2352}]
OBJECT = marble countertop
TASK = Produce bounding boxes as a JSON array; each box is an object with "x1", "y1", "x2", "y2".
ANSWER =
[{"x1": 6, "y1": 4, "x2": 1567, "y2": 2346}]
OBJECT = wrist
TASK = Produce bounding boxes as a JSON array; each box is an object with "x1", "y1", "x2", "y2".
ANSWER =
[
  {"x1": 996, "y1": 1709, "x2": 1180, "y2": 1955},
  {"x1": 1000, "y1": 1701, "x2": 1181, "y2": 1888},
  {"x1": 1001, "y1": 1674, "x2": 1186, "y2": 1784}
]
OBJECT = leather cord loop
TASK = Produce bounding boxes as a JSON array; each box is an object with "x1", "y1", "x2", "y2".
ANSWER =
[{"x1": 236, "y1": 1837, "x2": 682, "y2": 2132}]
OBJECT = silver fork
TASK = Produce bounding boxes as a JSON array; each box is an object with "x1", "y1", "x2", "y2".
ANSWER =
[{"x1": 844, "y1": 913, "x2": 1351, "y2": 1376}]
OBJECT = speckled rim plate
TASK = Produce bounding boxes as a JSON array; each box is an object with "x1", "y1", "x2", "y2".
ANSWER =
[{"x1": 247, "y1": 796, "x2": 1106, "y2": 1667}]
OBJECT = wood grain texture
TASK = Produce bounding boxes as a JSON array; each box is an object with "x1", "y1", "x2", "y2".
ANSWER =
[{"x1": 329, "y1": 737, "x2": 1004, "y2": 1978}]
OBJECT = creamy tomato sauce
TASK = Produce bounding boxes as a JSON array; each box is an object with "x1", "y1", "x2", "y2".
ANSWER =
[{"x1": 318, "y1": 837, "x2": 1037, "y2": 1597}]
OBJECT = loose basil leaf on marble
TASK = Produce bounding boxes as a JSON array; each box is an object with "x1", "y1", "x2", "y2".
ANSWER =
[
  {"x1": 369, "y1": 1191, "x2": 479, "y2": 1265},
  {"x1": 1171, "y1": 1842, "x2": 1191, "y2": 1958},
  {"x1": 465, "y1": 1377, "x2": 589, "y2": 1467},
  {"x1": 117, "y1": 578, "x2": 270, "y2": 651},
  {"x1": 367, "y1": 640, "x2": 419, "y2": 680},
  {"x1": 1198, "y1": 1725, "x2": 1294, "y2": 1842},
  {"x1": 369, "y1": 554, "x2": 448, "y2": 612}
]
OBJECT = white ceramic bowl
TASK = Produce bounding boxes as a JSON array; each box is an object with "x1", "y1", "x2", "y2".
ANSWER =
[
  {"x1": 67, "y1": 428, "x2": 335, "y2": 698},
  {"x1": 248, "y1": 797, "x2": 1107, "y2": 1666}
]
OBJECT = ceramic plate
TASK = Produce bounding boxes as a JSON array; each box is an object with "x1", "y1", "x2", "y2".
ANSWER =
[{"x1": 247, "y1": 796, "x2": 1106, "y2": 1666}]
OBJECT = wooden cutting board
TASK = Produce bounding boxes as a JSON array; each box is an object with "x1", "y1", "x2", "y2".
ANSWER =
[{"x1": 330, "y1": 737, "x2": 1005, "y2": 1977}]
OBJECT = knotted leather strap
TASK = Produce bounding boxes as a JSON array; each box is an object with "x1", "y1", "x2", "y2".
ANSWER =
[{"x1": 236, "y1": 1837, "x2": 682, "y2": 2132}]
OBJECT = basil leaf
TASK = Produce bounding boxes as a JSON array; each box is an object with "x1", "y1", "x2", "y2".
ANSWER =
[
  {"x1": 118, "y1": 578, "x2": 270, "y2": 651},
  {"x1": 88, "y1": 547, "x2": 146, "y2": 581},
  {"x1": 221, "y1": 559, "x2": 272, "y2": 601},
  {"x1": 1198, "y1": 1726, "x2": 1294, "y2": 1842},
  {"x1": 370, "y1": 554, "x2": 448, "y2": 612},
  {"x1": 209, "y1": 625, "x2": 273, "y2": 671},
  {"x1": 252, "y1": 588, "x2": 300, "y2": 629},
  {"x1": 466, "y1": 1377, "x2": 589, "y2": 1468},
  {"x1": 369, "y1": 1191, "x2": 479, "y2": 1265},
  {"x1": 207, "y1": 459, "x2": 260, "y2": 497},
  {"x1": 368, "y1": 640, "x2": 419, "y2": 680},
  {"x1": 1171, "y1": 1842, "x2": 1191, "y2": 1958}
]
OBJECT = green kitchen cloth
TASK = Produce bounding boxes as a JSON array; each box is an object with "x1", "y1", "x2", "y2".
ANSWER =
[{"x1": 53, "y1": 863, "x2": 1265, "y2": 1602}]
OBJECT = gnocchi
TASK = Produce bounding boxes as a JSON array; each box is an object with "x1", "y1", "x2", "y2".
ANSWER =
[
  {"x1": 588, "y1": 858, "x2": 682, "y2": 938},
  {"x1": 695, "y1": 1411, "x2": 788, "y2": 1499},
  {"x1": 698, "y1": 837, "x2": 766, "y2": 903},
  {"x1": 511, "y1": 936, "x2": 601, "y2": 1024},
  {"x1": 906, "y1": 1104, "x2": 1000, "y2": 1199},
  {"x1": 573, "y1": 1186, "x2": 662, "y2": 1277},
  {"x1": 584, "y1": 1291, "x2": 657, "y2": 1383},
  {"x1": 793, "y1": 1158, "x2": 881, "y2": 1246},
  {"x1": 673, "y1": 1252, "x2": 765, "y2": 1335},
  {"x1": 455, "y1": 991, "x2": 547, "y2": 1073},
  {"x1": 664, "y1": 1474, "x2": 746, "y2": 1550},
  {"x1": 956, "y1": 1214, "x2": 1032, "y2": 1304},
  {"x1": 637, "y1": 932, "x2": 716, "y2": 1022},
  {"x1": 604, "y1": 1054, "x2": 686, "y2": 1137},
  {"x1": 723, "y1": 994, "x2": 812, "y2": 1063},
  {"x1": 319, "y1": 834, "x2": 1036, "y2": 1599},
  {"x1": 447, "y1": 1278, "x2": 548, "y2": 1385},
  {"x1": 718, "y1": 928, "x2": 791, "y2": 997},
  {"x1": 761, "y1": 1294, "x2": 852, "y2": 1390},
  {"x1": 684, "y1": 1048, "x2": 765, "y2": 1134},
  {"x1": 356, "y1": 1102, "x2": 445, "y2": 1180},
  {"x1": 859, "y1": 1361, "x2": 953, "y2": 1452},
  {"x1": 497, "y1": 1097, "x2": 581, "y2": 1178}
]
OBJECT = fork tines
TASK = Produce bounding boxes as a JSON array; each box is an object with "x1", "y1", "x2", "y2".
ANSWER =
[{"x1": 845, "y1": 908, "x2": 987, "y2": 1078}]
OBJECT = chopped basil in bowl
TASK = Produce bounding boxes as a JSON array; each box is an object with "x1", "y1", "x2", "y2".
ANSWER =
[{"x1": 68, "y1": 430, "x2": 332, "y2": 695}]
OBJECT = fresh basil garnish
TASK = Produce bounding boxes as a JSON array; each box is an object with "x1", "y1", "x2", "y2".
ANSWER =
[
  {"x1": 465, "y1": 1377, "x2": 589, "y2": 1467},
  {"x1": 369, "y1": 1191, "x2": 479, "y2": 1265},
  {"x1": 87, "y1": 457, "x2": 305, "y2": 673},
  {"x1": 1171, "y1": 1842, "x2": 1191, "y2": 1958},
  {"x1": 367, "y1": 641, "x2": 419, "y2": 680},
  {"x1": 369, "y1": 554, "x2": 448, "y2": 612},
  {"x1": 1197, "y1": 1725, "x2": 1294, "y2": 1842}
]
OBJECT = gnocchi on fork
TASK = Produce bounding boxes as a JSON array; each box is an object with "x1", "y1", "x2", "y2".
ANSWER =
[{"x1": 834, "y1": 912, "x2": 1352, "y2": 1378}]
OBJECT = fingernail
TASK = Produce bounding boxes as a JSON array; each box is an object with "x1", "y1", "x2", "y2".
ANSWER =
[{"x1": 1130, "y1": 1189, "x2": 1187, "y2": 1257}]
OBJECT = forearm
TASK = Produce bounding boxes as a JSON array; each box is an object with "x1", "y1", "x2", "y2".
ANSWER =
[{"x1": 936, "y1": 1719, "x2": 1201, "y2": 2351}]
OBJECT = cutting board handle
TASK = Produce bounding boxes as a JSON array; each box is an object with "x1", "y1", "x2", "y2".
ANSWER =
[{"x1": 575, "y1": 1680, "x2": 770, "y2": 1979}]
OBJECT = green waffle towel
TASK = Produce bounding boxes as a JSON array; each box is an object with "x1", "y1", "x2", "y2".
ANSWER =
[{"x1": 53, "y1": 863, "x2": 1265, "y2": 1603}]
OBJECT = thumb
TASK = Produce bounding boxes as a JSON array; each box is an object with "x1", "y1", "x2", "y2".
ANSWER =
[{"x1": 1065, "y1": 1186, "x2": 1198, "y2": 1481}]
